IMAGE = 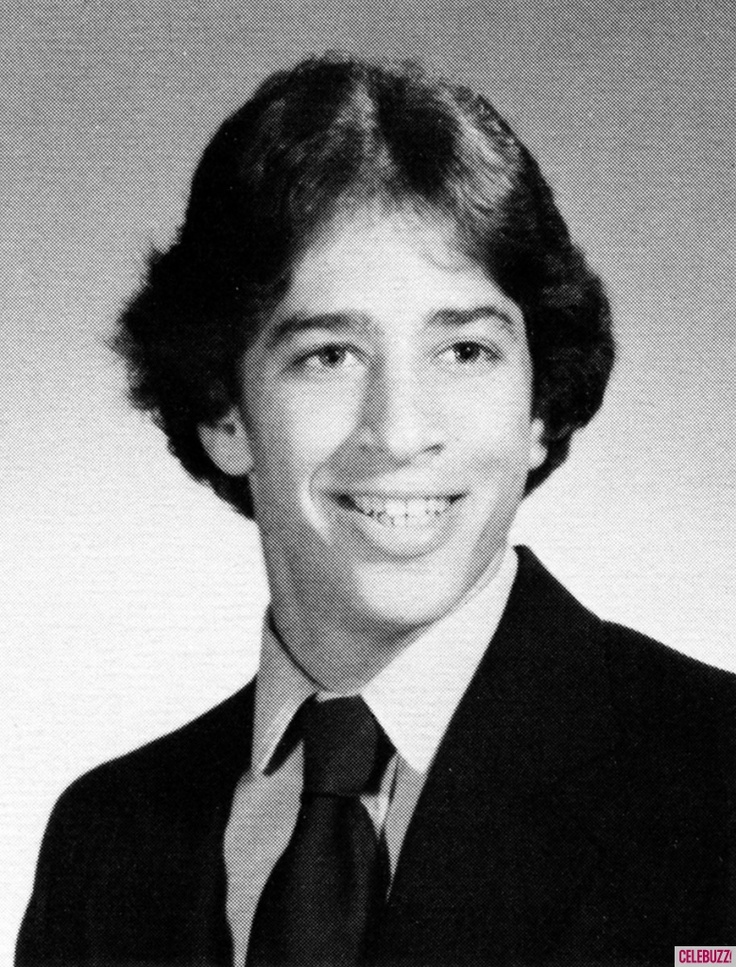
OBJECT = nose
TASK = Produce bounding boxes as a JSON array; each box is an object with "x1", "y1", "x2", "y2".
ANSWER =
[{"x1": 358, "y1": 361, "x2": 445, "y2": 463}]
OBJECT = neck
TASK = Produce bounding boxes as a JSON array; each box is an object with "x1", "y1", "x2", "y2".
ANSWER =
[
  {"x1": 268, "y1": 599, "x2": 424, "y2": 692},
  {"x1": 267, "y1": 548, "x2": 509, "y2": 693}
]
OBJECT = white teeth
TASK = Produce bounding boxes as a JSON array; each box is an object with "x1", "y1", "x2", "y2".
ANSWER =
[{"x1": 348, "y1": 495, "x2": 453, "y2": 527}]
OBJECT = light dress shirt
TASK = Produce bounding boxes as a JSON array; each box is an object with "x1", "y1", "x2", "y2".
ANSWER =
[{"x1": 224, "y1": 545, "x2": 518, "y2": 966}]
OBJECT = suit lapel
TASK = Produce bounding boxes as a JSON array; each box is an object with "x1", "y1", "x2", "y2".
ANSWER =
[
  {"x1": 375, "y1": 548, "x2": 625, "y2": 964},
  {"x1": 164, "y1": 682, "x2": 256, "y2": 964}
]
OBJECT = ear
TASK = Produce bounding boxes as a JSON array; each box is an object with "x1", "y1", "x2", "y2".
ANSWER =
[
  {"x1": 528, "y1": 416, "x2": 548, "y2": 471},
  {"x1": 198, "y1": 406, "x2": 254, "y2": 476}
]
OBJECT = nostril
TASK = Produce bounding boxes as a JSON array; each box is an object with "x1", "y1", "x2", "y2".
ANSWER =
[{"x1": 357, "y1": 372, "x2": 445, "y2": 461}]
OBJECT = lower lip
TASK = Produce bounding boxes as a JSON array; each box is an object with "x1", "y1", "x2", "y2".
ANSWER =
[{"x1": 329, "y1": 496, "x2": 464, "y2": 558}]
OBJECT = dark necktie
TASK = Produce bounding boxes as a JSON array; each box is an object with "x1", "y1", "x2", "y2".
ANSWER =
[{"x1": 246, "y1": 696, "x2": 393, "y2": 967}]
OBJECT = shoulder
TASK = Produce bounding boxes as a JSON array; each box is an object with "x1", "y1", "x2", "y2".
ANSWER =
[
  {"x1": 17, "y1": 685, "x2": 255, "y2": 962},
  {"x1": 515, "y1": 545, "x2": 736, "y2": 765},
  {"x1": 600, "y1": 619, "x2": 736, "y2": 766},
  {"x1": 48, "y1": 681, "x2": 255, "y2": 834},
  {"x1": 601, "y1": 617, "x2": 736, "y2": 704}
]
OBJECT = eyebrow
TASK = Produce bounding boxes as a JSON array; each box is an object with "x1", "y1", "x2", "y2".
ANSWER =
[
  {"x1": 430, "y1": 306, "x2": 520, "y2": 338},
  {"x1": 266, "y1": 305, "x2": 520, "y2": 348},
  {"x1": 265, "y1": 312, "x2": 373, "y2": 349}
]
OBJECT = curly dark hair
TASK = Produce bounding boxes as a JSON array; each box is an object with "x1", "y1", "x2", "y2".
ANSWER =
[{"x1": 114, "y1": 54, "x2": 614, "y2": 519}]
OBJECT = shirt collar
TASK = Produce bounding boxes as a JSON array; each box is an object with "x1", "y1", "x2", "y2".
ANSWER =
[
  {"x1": 252, "y1": 545, "x2": 518, "y2": 775},
  {"x1": 251, "y1": 614, "x2": 316, "y2": 774}
]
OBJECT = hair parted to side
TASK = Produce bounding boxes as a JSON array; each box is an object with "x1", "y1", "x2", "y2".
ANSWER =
[{"x1": 114, "y1": 54, "x2": 615, "y2": 519}]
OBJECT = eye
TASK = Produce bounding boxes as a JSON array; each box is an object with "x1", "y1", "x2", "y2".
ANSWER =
[
  {"x1": 441, "y1": 342, "x2": 500, "y2": 365},
  {"x1": 300, "y1": 344, "x2": 360, "y2": 370}
]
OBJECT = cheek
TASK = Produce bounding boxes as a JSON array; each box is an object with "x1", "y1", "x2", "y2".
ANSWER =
[
  {"x1": 250, "y1": 391, "x2": 357, "y2": 489},
  {"x1": 451, "y1": 376, "x2": 534, "y2": 460}
]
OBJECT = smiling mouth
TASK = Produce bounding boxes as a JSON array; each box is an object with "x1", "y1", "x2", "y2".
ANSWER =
[{"x1": 336, "y1": 493, "x2": 462, "y2": 528}]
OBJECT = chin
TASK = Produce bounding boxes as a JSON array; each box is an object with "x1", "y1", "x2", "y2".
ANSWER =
[{"x1": 346, "y1": 562, "x2": 480, "y2": 639}]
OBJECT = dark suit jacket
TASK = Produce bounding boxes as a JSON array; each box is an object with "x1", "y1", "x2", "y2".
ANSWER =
[{"x1": 17, "y1": 548, "x2": 736, "y2": 966}]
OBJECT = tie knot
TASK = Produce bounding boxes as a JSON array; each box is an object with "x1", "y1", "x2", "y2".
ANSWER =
[{"x1": 301, "y1": 696, "x2": 391, "y2": 797}]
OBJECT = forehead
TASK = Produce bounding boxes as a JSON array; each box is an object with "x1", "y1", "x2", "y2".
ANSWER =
[{"x1": 271, "y1": 208, "x2": 522, "y2": 330}]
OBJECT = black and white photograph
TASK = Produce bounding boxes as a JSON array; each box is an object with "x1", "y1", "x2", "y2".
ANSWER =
[{"x1": 3, "y1": 1, "x2": 735, "y2": 964}]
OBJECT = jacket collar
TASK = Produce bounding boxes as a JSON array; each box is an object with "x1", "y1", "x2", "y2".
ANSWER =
[{"x1": 375, "y1": 546, "x2": 623, "y2": 962}]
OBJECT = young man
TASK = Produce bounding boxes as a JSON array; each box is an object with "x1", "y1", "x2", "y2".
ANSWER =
[{"x1": 17, "y1": 56, "x2": 735, "y2": 967}]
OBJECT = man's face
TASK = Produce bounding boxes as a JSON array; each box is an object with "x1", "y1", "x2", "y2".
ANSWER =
[{"x1": 204, "y1": 210, "x2": 546, "y2": 675}]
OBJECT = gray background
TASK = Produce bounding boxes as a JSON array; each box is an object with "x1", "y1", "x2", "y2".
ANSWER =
[{"x1": 2, "y1": 0, "x2": 734, "y2": 953}]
